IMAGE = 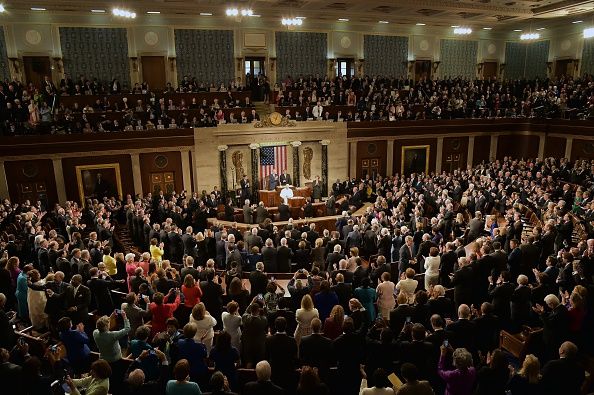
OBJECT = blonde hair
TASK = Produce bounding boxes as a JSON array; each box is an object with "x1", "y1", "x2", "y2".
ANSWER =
[
  {"x1": 191, "y1": 302, "x2": 207, "y2": 321},
  {"x1": 519, "y1": 354, "x2": 541, "y2": 384},
  {"x1": 301, "y1": 294, "x2": 314, "y2": 310},
  {"x1": 329, "y1": 305, "x2": 344, "y2": 327},
  {"x1": 315, "y1": 238, "x2": 323, "y2": 248}
]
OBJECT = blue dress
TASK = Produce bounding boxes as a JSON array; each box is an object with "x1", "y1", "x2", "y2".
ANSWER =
[
  {"x1": 354, "y1": 286, "x2": 377, "y2": 322},
  {"x1": 15, "y1": 271, "x2": 29, "y2": 319}
]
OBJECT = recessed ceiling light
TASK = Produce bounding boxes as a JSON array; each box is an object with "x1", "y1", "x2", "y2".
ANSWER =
[
  {"x1": 31, "y1": 7, "x2": 46, "y2": 11},
  {"x1": 379, "y1": 20, "x2": 389, "y2": 24},
  {"x1": 513, "y1": 29, "x2": 522, "y2": 32},
  {"x1": 451, "y1": 25, "x2": 459, "y2": 28},
  {"x1": 295, "y1": 16, "x2": 306, "y2": 19},
  {"x1": 147, "y1": 11, "x2": 160, "y2": 14},
  {"x1": 338, "y1": 18, "x2": 349, "y2": 21},
  {"x1": 199, "y1": 12, "x2": 212, "y2": 16},
  {"x1": 483, "y1": 27, "x2": 492, "y2": 30},
  {"x1": 251, "y1": 14, "x2": 261, "y2": 17},
  {"x1": 0, "y1": 4, "x2": 6, "y2": 12},
  {"x1": 572, "y1": 20, "x2": 583, "y2": 24},
  {"x1": 91, "y1": 9, "x2": 105, "y2": 13},
  {"x1": 416, "y1": 23, "x2": 426, "y2": 26},
  {"x1": 536, "y1": 27, "x2": 545, "y2": 30}
]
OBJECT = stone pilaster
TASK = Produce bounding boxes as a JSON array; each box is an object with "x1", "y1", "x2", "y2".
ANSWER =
[{"x1": 291, "y1": 141, "x2": 302, "y2": 187}]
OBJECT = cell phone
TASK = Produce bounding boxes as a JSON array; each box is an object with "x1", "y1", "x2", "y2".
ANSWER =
[
  {"x1": 50, "y1": 344, "x2": 58, "y2": 353},
  {"x1": 443, "y1": 340, "x2": 449, "y2": 347},
  {"x1": 114, "y1": 309, "x2": 122, "y2": 315}
]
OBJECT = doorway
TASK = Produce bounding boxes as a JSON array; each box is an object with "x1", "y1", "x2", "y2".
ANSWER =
[
  {"x1": 141, "y1": 56, "x2": 167, "y2": 91},
  {"x1": 360, "y1": 159, "x2": 380, "y2": 179},
  {"x1": 482, "y1": 62, "x2": 498, "y2": 79},
  {"x1": 554, "y1": 59, "x2": 573, "y2": 78},
  {"x1": 150, "y1": 172, "x2": 175, "y2": 196},
  {"x1": 245, "y1": 56, "x2": 265, "y2": 100},
  {"x1": 414, "y1": 60, "x2": 432, "y2": 81},
  {"x1": 22, "y1": 56, "x2": 51, "y2": 88},
  {"x1": 336, "y1": 58, "x2": 355, "y2": 78}
]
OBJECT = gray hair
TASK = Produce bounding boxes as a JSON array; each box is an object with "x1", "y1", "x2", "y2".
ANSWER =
[
  {"x1": 125, "y1": 253, "x2": 136, "y2": 262},
  {"x1": 452, "y1": 348, "x2": 473, "y2": 370}
]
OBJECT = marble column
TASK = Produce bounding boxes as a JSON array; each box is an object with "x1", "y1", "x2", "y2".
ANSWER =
[
  {"x1": 0, "y1": 161, "x2": 9, "y2": 200},
  {"x1": 489, "y1": 135, "x2": 498, "y2": 161},
  {"x1": 386, "y1": 140, "x2": 394, "y2": 176},
  {"x1": 130, "y1": 153, "x2": 143, "y2": 197},
  {"x1": 291, "y1": 141, "x2": 301, "y2": 187},
  {"x1": 436, "y1": 137, "x2": 444, "y2": 174},
  {"x1": 180, "y1": 150, "x2": 192, "y2": 195},
  {"x1": 218, "y1": 145, "x2": 229, "y2": 197},
  {"x1": 467, "y1": 136, "x2": 475, "y2": 168},
  {"x1": 249, "y1": 143, "x2": 260, "y2": 203},
  {"x1": 51, "y1": 158, "x2": 67, "y2": 204},
  {"x1": 321, "y1": 140, "x2": 330, "y2": 197},
  {"x1": 565, "y1": 137, "x2": 573, "y2": 160},
  {"x1": 349, "y1": 142, "x2": 357, "y2": 178}
]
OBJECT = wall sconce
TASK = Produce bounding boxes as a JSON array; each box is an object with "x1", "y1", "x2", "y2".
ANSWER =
[
  {"x1": 269, "y1": 57, "x2": 276, "y2": 72},
  {"x1": 328, "y1": 58, "x2": 336, "y2": 74},
  {"x1": 432, "y1": 61, "x2": 441, "y2": 73},
  {"x1": 357, "y1": 59, "x2": 364, "y2": 74},
  {"x1": 130, "y1": 57, "x2": 138, "y2": 72},
  {"x1": 9, "y1": 58, "x2": 20, "y2": 75},
  {"x1": 236, "y1": 57, "x2": 243, "y2": 72},
  {"x1": 167, "y1": 57, "x2": 176, "y2": 72}
]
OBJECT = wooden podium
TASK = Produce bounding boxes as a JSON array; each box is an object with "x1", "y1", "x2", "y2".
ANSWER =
[{"x1": 259, "y1": 186, "x2": 312, "y2": 207}]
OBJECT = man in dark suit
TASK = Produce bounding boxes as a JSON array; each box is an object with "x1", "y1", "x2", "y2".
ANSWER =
[
  {"x1": 249, "y1": 262, "x2": 269, "y2": 298},
  {"x1": 265, "y1": 317, "x2": 298, "y2": 390},
  {"x1": 299, "y1": 318, "x2": 335, "y2": 383},
  {"x1": 439, "y1": 242, "x2": 457, "y2": 287},
  {"x1": 168, "y1": 227, "x2": 183, "y2": 264},
  {"x1": 534, "y1": 294, "x2": 569, "y2": 359},
  {"x1": 399, "y1": 323, "x2": 434, "y2": 380},
  {"x1": 181, "y1": 226, "x2": 196, "y2": 259},
  {"x1": 331, "y1": 272, "x2": 353, "y2": 312},
  {"x1": 240, "y1": 175, "x2": 251, "y2": 202},
  {"x1": 37, "y1": 239, "x2": 50, "y2": 277},
  {"x1": 44, "y1": 271, "x2": 69, "y2": 328},
  {"x1": 325, "y1": 244, "x2": 345, "y2": 271},
  {"x1": 466, "y1": 211, "x2": 485, "y2": 242},
  {"x1": 472, "y1": 302, "x2": 501, "y2": 354},
  {"x1": 200, "y1": 269, "x2": 224, "y2": 328},
  {"x1": 261, "y1": 239, "x2": 278, "y2": 273},
  {"x1": 245, "y1": 227, "x2": 263, "y2": 251},
  {"x1": 510, "y1": 274, "x2": 532, "y2": 326},
  {"x1": 256, "y1": 202, "x2": 269, "y2": 225},
  {"x1": 488, "y1": 270, "x2": 515, "y2": 323},
  {"x1": 399, "y1": 236, "x2": 416, "y2": 274},
  {"x1": 451, "y1": 257, "x2": 474, "y2": 307},
  {"x1": 427, "y1": 285, "x2": 454, "y2": 319},
  {"x1": 278, "y1": 202, "x2": 291, "y2": 221},
  {"x1": 87, "y1": 268, "x2": 118, "y2": 316},
  {"x1": 519, "y1": 236, "x2": 539, "y2": 278},
  {"x1": 276, "y1": 239, "x2": 293, "y2": 273},
  {"x1": 540, "y1": 341, "x2": 585, "y2": 395},
  {"x1": 446, "y1": 304, "x2": 476, "y2": 353},
  {"x1": 243, "y1": 200, "x2": 254, "y2": 224},
  {"x1": 490, "y1": 241, "x2": 508, "y2": 278},
  {"x1": 0, "y1": 348, "x2": 22, "y2": 391},
  {"x1": 243, "y1": 361, "x2": 284, "y2": 395},
  {"x1": 507, "y1": 238, "x2": 522, "y2": 279},
  {"x1": 64, "y1": 274, "x2": 91, "y2": 325},
  {"x1": 180, "y1": 256, "x2": 199, "y2": 281},
  {"x1": 279, "y1": 170, "x2": 292, "y2": 186},
  {"x1": 268, "y1": 170, "x2": 279, "y2": 191}
]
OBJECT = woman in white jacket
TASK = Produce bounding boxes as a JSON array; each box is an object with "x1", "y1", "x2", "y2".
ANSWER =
[
  {"x1": 189, "y1": 302, "x2": 217, "y2": 354},
  {"x1": 424, "y1": 247, "x2": 441, "y2": 290}
]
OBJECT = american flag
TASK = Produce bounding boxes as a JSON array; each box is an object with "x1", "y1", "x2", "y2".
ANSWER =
[{"x1": 260, "y1": 145, "x2": 287, "y2": 188}]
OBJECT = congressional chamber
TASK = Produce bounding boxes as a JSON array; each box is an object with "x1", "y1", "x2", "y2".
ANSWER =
[{"x1": 1, "y1": 2, "x2": 594, "y2": 395}]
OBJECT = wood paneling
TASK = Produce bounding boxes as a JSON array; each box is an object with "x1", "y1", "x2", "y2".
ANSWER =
[
  {"x1": 497, "y1": 134, "x2": 539, "y2": 159},
  {"x1": 356, "y1": 141, "x2": 387, "y2": 178},
  {"x1": 4, "y1": 159, "x2": 58, "y2": 206},
  {"x1": 62, "y1": 155, "x2": 133, "y2": 203},
  {"x1": 544, "y1": 136, "x2": 566, "y2": 159},
  {"x1": 141, "y1": 56, "x2": 167, "y2": 91},
  {"x1": 571, "y1": 139, "x2": 594, "y2": 161},
  {"x1": 473, "y1": 135, "x2": 491, "y2": 165},
  {"x1": 139, "y1": 152, "x2": 183, "y2": 195},
  {"x1": 393, "y1": 138, "x2": 438, "y2": 174},
  {"x1": 22, "y1": 56, "x2": 51, "y2": 88},
  {"x1": 442, "y1": 136, "x2": 469, "y2": 173}
]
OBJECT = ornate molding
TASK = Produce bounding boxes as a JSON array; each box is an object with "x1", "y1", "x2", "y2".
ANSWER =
[
  {"x1": 249, "y1": 143, "x2": 260, "y2": 150},
  {"x1": 217, "y1": 145, "x2": 229, "y2": 151},
  {"x1": 320, "y1": 139, "x2": 331, "y2": 146},
  {"x1": 253, "y1": 114, "x2": 296, "y2": 128},
  {"x1": 290, "y1": 141, "x2": 302, "y2": 147}
]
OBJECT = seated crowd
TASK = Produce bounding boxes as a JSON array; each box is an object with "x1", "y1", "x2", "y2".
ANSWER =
[
  {"x1": 4, "y1": 72, "x2": 594, "y2": 135},
  {"x1": 0, "y1": 156, "x2": 593, "y2": 395}
]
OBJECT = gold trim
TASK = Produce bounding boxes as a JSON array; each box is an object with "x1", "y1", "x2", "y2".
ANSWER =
[
  {"x1": 401, "y1": 145, "x2": 430, "y2": 175},
  {"x1": 75, "y1": 163, "x2": 123, "y2": 206}
]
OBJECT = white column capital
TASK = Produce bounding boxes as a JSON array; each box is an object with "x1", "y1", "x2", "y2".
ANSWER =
[
  {"x1": 290, "y1": 141, "x2": 302, "y2": 148},
  {"x1": 249, "y1": 143, "x2": 260, "y2": 150},
  {"x1": 320, "y1": 139, "x2": 331, "y2": 146},
  {"x1": 217, "y1": 145, "x2": 229, "y2": 152}
]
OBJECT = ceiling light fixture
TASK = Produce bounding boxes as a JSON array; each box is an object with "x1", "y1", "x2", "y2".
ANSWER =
[
  {"x1": 147, "y1": 11, "x2": 160, "y2": 14},
  {"x1": 31, "y1": 7, "x2": 46, "y2": 11},
  {"x1": 0, "y1": 4, "x2": 5, "y2": 12},
  {"x1": 379, "y1": 20, "x2": 389, "y2": 24},
  {"x1": 584, "y1": 27, "x2": 594, "y2": 38},
  {"x1": 416, "y1": 22, "x2": 426, "y2": 26},
  {"x1": 483, "y1": 27, "x2": 492, "y2": 30},
  {"x1": 451, "y1": 25, "x2": 459, "y2": 28},
  {"x1": 296, "y1": 16, "x2": 306, "y2": 19},
  {"x1": 572, "y1": 20, "x2": 583, "y2": 24},
  {"x1": 454, "y1": 27, "x2": 472, "y2": 35},
  {"x1": 200, "y1": 12, "x2": 212, "y2": 16},
  {"x1": 513, "y1": 29, "x2": 522, "y2": 32},
  {"x1": 91, "y1": 9, "x2": 105, "y2": 13},
  {"x1": 338, "y1": 18, "x2": 349, "y2": 21},
  {"x1": 282, "y1": 18, "x2": 303, "y2": 26},
  {"x1": 112, "y1": 8, "x2": 136, "y2": 18},
  {"x1": 520, "y1": 32, "x2": 540, "y2": 40},
  {"x1": 536, "y1": 27, "x2": 545, "y2": 30}
]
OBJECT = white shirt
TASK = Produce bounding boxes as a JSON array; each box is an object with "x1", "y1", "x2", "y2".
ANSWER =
[
  {"x1": 280, "y1": 187, "x2": 294, "y2": 204},
  {"x1": 424, "y1": 256, "x2": 441, "y2": 276}
]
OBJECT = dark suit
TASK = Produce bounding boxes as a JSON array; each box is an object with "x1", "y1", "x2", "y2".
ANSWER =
[
  {"x1": 278, "y1": 204, "x2": 291, "y2": 221},
  {"x1": 243, "y1": 205, "x2": 254, "y2": 224},
  {"x1": 265, "y1": 333, "x2": 298, "y2": 389},
  {"x1": 262, "y1": 246, "x2": 277, "y2": 273},
  {"x1": 473, "y1": 313, "x2": 501, "y2": 353},
  {"x1": 511, "y1": 284, "x2": 531, "y2": 325},
  {"x1": 428, "y1": 296, "x2": 454, "y2": 319},
  {"x1": 256, "y1": 206, "x2": 268, "y2": 224},
  {"x1": 541, "y1": 304, "x2": 569, "y2": 353},
  {"x1": 508, "y1": 247, "x2": 522, "y2": 278},
  {"x1": 243, "y1": 380, "x2": 284, "y2": 395},
  {"x1": 399, "y1": 340, "x2": 434, "y2": 380},
  {"x1": 182, "y1": 233, "x2": 196, "y2": 258},
  {"x1": 200, "y1": 280, "x2": 224, "y2": 323},
  {"x1": 541, "y1": 357, "x2": 585, "y2": 395},
  {"x1": 489, "y1": 282, "x2": 515, "y2": 322},
  {"x1": 399, "y1": 244, "x2": 415, "y2": 273},
  {"x1": 451, "y1": 266, "x2": 474, "y2": 307},
  {"x1": 439, "y1": 250, "x2": 457, "y2": 286},
  {"x1": 279, "y1": 173, "x2": 292, "y2": 185},
  {"x1": 331, "y1": 282, "x2": 352, "y2": 312},
  {"x1": 64, "y1": 284, "x2": 91, "y2": 325},
  {"x1": 446, "y1": 318, "x2": 476, "y2": 352},
  {"x1": 299, "y1": 333, "x2": 335, "y2": 382},
  {"x1": 276, "y1": 246, "x2": 292, "y2": 273},
  {"x1": 249, "y1": 270, "x2": 268, "y2": 297}
]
